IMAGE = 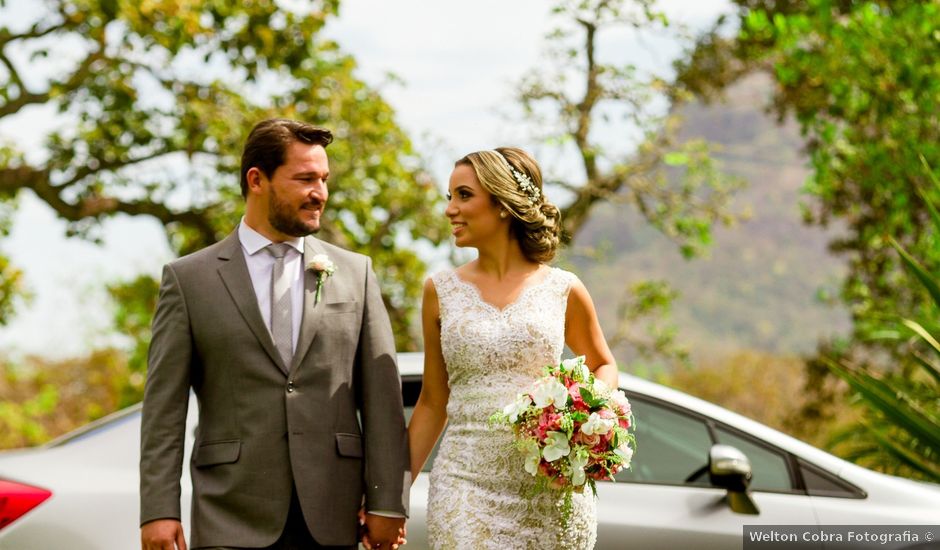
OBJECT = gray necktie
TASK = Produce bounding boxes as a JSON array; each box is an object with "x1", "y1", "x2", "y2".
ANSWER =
[{"x1": 266, "y1": 243, "x2": 293, "y2": 367}]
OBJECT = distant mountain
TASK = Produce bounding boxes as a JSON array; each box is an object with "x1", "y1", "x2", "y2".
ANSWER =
[{"x1": 566, "y1": 74, "x2": 852, "y2": 363}]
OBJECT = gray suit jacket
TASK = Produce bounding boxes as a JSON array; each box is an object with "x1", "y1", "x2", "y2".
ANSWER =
[{"x1": 139, "y1": 231, "x2": 409, "y2": 548}]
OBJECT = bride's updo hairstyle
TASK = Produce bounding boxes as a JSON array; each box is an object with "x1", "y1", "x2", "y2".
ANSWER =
[{"x1": 455, "y1": 147, "x2": 562, "y2": 263}]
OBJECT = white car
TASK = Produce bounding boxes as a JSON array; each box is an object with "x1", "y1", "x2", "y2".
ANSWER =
[{"x1": 1, "y1": 352, "x2": 937, "y2": 549}]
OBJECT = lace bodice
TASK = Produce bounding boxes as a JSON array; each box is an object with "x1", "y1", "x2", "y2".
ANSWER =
[
  {"x1": 435, "y1": 268, "x2": 573, "y2": 425},
  {"x1": 426, "y1": 267, "x2": 597, "y2": 549}
]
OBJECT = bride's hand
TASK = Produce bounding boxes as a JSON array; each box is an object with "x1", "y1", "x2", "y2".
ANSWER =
[{"x1": 360, "y1": 511, "x2": 407, "y2": 549}]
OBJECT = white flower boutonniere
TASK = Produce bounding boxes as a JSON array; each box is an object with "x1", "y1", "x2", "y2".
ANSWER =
[{"x1": 305, "y1": 254, "x2": 336, "y2": 305}]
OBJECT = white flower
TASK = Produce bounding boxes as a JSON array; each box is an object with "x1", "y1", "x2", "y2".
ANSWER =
[
  {"x1": 503, "y1": 394, "x2": 532, "y2": 423},
  {"x1": 578, "y1": 364, "x2": 593, "y2": 382},
  {"x1": 305, "y1": 254, "x2": 336, "y2": 304},
  {"x1": 542, "y1": 431, "x2": 571, "y2": 462},
  {"x1": 569, "y1": 448, "x2": 589, "y2": 486},
  {"x1": 591, "y1": 377, "x2": 611, "y2": 397},
  {"x1": 305, "y1": 254, "x2": 336, "y2": 275},
  {"x1": 560, "y1": 356, "x2": 589, "y2": 379},
  {"x1": 531, "y1": 378, "x2": 569, "y2": 409},
  {"x1": 521, "y1": 439, "x2": 541, "y2": 476},
  {"x1": 581, "y1": 412, "x2": 615, "y2": 436},
  {"x1": 614, "y1": 442, "x2": 634, "y2": 465},
  {"x1": 610, "y1": 389, "x2": 631, "y2": 415}
]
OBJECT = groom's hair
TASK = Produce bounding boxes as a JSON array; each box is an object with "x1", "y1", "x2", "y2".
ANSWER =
[{"x1": 240, "y1": 118, "x2": 334, "y2": 198}]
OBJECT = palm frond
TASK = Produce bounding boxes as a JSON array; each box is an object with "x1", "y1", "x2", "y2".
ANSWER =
[
  {"x1": 860, "y1": 419, "x2": 940, "y2": 481},
  {"x1": 824, "y1": 359, "x2": 940, "y2": 452},
  {"x1": 891, "y1": 238, "x2": 940, "y2": 309}
]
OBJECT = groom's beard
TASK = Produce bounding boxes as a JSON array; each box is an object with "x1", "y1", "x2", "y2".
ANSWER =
[{"x1": 268, "y1": 187, "x2": 322, "y2": 237}]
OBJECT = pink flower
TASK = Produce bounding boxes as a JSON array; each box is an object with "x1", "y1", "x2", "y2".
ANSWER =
[
  {"x1": 539, "y1": 461, "x2": 559, "y2": 479},
  {"x1": 619, "y1": 417, "x2": 631, "y2": 430},
  {"x1": 598, "y1": 408, "x2": 616, "y2": 420},
  {"x1": 568, "y1": 383, "x2": 589, "y2": 411},
  {"x1": 576, "y1": 431, "x2": 601, "y2": 448},
  {"x1": 589, "y1": 469, "x2": 611, "y2": 481},
  {"x1": 536, "y1": 410, "x2": 562, "y2": 439}
]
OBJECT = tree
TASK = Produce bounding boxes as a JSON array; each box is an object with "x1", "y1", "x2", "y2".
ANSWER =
[
  {"x1": 0, "y1": 196, "x2": 25, "y2": 325},
  {"x1": 671, "y1": 0, "x2": 940, "y2": 477},
  {"x1": 675, "y1": 0, "x2": 940, "y2": 363},
  {"x1": 518, "y1": 0, "x2": 744, "y2": 256},
  {"x1": 825, "y1": 159, "x2": 940, "y2": 482},
  {"x1": 515, "y1": 0, "x2": 746, "y2": 365},
  {"x1": 0, "y1": 0, "x2": 449, "y2": 348}
]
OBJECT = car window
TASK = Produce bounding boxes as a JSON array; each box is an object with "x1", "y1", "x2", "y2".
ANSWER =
[
  {"x1": 401, "y1": 378, "x2": 441, "y2": 472},
  {"x1": 799, "y1": 459, "x2": 864, "y2": 498},
  {"x1": 714, "y1": 426, "x2": 793, "y2": 492},
  {"x1": 613, "y1": 396, "x2": 714, "y2": 486}
]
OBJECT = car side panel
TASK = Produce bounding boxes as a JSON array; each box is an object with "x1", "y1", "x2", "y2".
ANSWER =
[{"x1": 595, "y1": 482, "x2": 821, "y2": 550}]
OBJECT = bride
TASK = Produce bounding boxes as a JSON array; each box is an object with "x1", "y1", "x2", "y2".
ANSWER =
[{"x1": 408, "y1": 147, "x2": 619, "y2": 549}]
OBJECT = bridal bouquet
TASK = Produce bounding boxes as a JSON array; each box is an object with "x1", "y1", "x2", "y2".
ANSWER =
[{"x1": 490, "y1": 356, "x2": 636, "y2": 511}]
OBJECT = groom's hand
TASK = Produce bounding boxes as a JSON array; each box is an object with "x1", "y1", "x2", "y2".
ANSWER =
[
  {"x1": 141, "y1": 518, "x2": 187, "y2": 550},
  {"x1": 363, "y1": 513, "x2": 406, "y2": 549}
]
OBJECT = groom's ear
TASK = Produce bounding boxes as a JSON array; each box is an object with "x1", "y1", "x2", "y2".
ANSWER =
[{"x1": 245, "y1": 167, "x2": 266, "y2": 195}]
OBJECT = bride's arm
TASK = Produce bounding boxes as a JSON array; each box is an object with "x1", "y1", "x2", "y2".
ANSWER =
[
  {"x1": 407, "y1": 278, "x2": 450, "y2": 481},
  {"x1": 565, "y1": 278, "x2": 620, "y2": 389}
]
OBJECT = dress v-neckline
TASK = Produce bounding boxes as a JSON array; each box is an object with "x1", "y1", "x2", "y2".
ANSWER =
[{"x1": 451, "y1": 268, "x2": 555, "y2": 314}]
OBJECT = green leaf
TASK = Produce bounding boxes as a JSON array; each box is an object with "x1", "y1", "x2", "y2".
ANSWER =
[
  {"x1": 891, "y1": 238, "x2": 940, "y2": 310},
  {"x1": 663, "y1": 152, "x2": 689, "y2": 166},
  {"x1": 579, "y1": 387, "x2": 604, "y2": 408},
  {"x1": 917, "y1": 154, "x2": 940, "y2": 235},
  {"x1": 900, "y1": 318, "x2": 940, "y2": 358},
  {"x1": 860, "y1": 420, "x2": 940, "y2": 481},
  {"x1": 911, "y1": 351, "x2": 940, "y2": 386},
  {"x1": 824, "y1": 358, "x2": 940, "y2": 452}
]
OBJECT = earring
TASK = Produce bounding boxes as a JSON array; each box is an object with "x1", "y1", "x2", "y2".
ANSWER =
[{"x1": 500, "y1": 210, "x2": 508, "y2": 219}]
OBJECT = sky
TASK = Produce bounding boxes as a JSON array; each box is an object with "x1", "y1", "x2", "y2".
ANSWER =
[{"x1": 0, "y1": 0, "x2": 731, "y2": 358}]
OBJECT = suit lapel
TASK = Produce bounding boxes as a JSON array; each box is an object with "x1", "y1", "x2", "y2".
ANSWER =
[
  {"x1": 291, "y1": 236, "x2": 327, "y2": 374},
  {"x1": 216, "y1": 232, "x2": 290, "y2": 375}
]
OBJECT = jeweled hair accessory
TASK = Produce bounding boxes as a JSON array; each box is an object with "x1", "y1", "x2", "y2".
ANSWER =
[
  {"x1": 510, "y1": 166, "x2": 541, "y2": 205},
  {"x1": 497, "y1": 153, "x2": 542, "y2": 205}
]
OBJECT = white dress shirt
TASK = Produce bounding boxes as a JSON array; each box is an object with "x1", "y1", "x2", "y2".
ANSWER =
[{"x1": 238, "y1": 219, "x2": 305, "y2": 353}]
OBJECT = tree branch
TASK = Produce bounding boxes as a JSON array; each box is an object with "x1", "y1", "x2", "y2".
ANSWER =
[
  {"x1": 0, "y1": 162, "x2": 219, "y2": 246},
  {"x1": 0, "y1": 19, "x2": 68, "y2": 48},
  {"x1": 0, "y1": 88, "x2": 47, "y2": 118},
  {"x1": 0, "y1": 48, "x2": 24, "y2": 91},
  {"x1": 0, "y1": 165, "x2": 49, "y2": 196},
  {"x1": 574, "y1": 17, "x2": 600, "y2": 184},
  {"x1": 562, "y1": 128, "x2": 669, "y2": 238},
  {"x1": 0, "y1": 31, "x2": 104, "y2": 118},
  {"x1": 55, "y1": 146, "x2": 188, "y2": 189}
]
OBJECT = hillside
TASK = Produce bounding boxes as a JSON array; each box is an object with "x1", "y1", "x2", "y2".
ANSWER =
[{"x1": 566, "y1": 74, "x2": 852, "y2": 364}]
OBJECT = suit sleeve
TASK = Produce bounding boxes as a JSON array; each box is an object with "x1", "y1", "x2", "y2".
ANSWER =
[
  {"x1": 356, "y1": 257, "x2": 410, "y2": 516},
  {"x1": 139, "y1": 263, "x2": 193, "y2": 525}
]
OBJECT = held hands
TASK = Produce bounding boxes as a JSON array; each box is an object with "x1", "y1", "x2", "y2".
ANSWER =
[
  {"x1": 141, "y1": 518, "x2": 187, "y2": 550},
  {"x1": 358, "y1": 509, "x2": 407, "y2": 550}
]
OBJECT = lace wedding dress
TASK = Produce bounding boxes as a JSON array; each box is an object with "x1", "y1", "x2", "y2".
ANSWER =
[{"x1": 427, "y1": 268, "x2": 597, "y2": 550}]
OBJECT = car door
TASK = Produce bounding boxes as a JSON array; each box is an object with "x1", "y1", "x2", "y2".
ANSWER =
[{"x1": 594, "y1": 394, "x2": 821, "y2": 550}]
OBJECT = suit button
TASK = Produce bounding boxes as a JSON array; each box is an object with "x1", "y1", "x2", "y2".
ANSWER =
[{"x1": 287, "y1": 381, "x2": 294, "y2": 393}]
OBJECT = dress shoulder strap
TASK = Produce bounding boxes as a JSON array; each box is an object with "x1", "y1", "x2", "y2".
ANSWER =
[
  {"x1": 545, "y1": 267, "x2": 579, "y2": 300},
  {"x1": 429, "y1": 270, "x2": 464, "y2": 315},
  {"x1": 430, "y1": 270, "x2": 458, "y2": 296}
]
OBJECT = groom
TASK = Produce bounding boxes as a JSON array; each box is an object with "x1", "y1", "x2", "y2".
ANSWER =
[{"x1": 139, "y1": 119, "x2": 409, "y2": 549}]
